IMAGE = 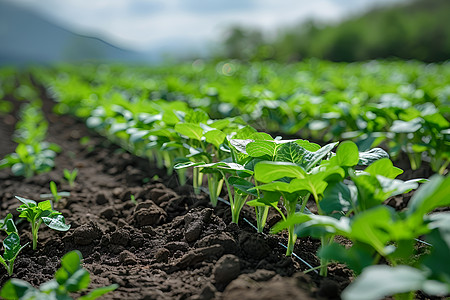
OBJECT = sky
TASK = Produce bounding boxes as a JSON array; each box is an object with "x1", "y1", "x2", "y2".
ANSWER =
[{"x1": 5, "y1": 0, "x2": 404, "y2": 53}]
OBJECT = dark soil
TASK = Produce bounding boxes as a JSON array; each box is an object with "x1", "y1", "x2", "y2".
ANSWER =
[{"x1": 0, "y1": 95, "x2": 440, "y2": 300}]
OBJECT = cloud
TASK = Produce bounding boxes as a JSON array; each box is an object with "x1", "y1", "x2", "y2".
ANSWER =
[{"x1": 3, "y1": 0, "x2": 402, "y2": 52}]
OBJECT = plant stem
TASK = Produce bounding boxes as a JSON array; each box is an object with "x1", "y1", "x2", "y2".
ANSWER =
[
  {"x1": 320, "y1": 236, "x2": 331, "y2": 276},
  {"x1": 286, "y1": 225, "x2": 297, "y2": 256},
  {"x1": 255, "y1": 206, "x2": 269, "y2": 233},
  {"x1": 32, "y1": 220, "x2": 42, "y2": 250}
]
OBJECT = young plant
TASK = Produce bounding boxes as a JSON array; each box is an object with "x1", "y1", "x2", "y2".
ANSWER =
[
  {"x1": 0, "y1": 214, "x2": 28, "y2": 276},
  {"x1": 40, "y1": 181, "x2": 70, "y2": 204},
  {"x1": 0, "y1": 250, "x2": 118, "y2": 299},
  {"x1": 16, "y1": 196, "x2": 71, "y2": 250},
  {"x1": 63, "y1": 168, "x2": 78, "y2": 188}
]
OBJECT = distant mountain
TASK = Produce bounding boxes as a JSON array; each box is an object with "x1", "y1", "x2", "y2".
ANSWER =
[{"x1": 0, "y1": 1, "x2": 153, "y2": 65}]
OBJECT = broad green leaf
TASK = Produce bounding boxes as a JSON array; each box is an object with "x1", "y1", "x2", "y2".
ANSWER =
[
  {"x1": 174, "y1": 123, "x2": 204, "y2": 141},
  {"x1": 184, "y1": 109, "x2": 209, "y2": 124},
  {"x1": 228, "y1": 176, "x2": 257, "y2": 196},
  {"x1": 390, "y1": 118, "x2": 423, "y2": 133},
  {"x1": 350, "y1": 206, "x2": 394, "y2": 254},
  {"x1": 364, "y1": 158, "x2": 403, "y2": 179},
  {"x1": 3, "y1": 232, "x2": 21, "y2": 260},
  {"x1": 335, "y1": 141, "x2": 359, "y2": 167},
  {"x1": 38, "y1": 200, "x2": 52, "y2": 211},
  {"x1": 407, "y1": 175, "x2": 450, "y2": 218},
  {"x1": 42, "y1": 214, "x2": 71, "y2": 231},
  {"x1": 295, "y1": 140, "x2": 321, "y2": 152},
  {"x1": 246, "y1": 141, "x2": 277, "y2": 159},
  {"x1": 251, "y1": 132, "x2": 273, "y2": 141},
  {"x1": 0, "y1": 279, "x2": 35, "y2": 299},
  {"x1": 65, "y1": 269, "x2": 90, "y2": 292},
  {"x1": 204, "y1": 129, "x2": 226, "y2": 148},
  {"x1": 233, "y1": 125, "x2": 257, "y2": 139},
  {"x1": 0, "y1": 214, "x2": 17, "y2": 234},
  {"x1": 358, "y1": 148, "x2": 389, "y2": 166},
  {"x1": 229, "y1": 139, "x2": 252, "y2": 155},
  {"x1": 303, "y1": 142, "x2": 338, "y2": 171},
  {"x1": 424, "y1": 213, "x2": 450, "y2": 280},
  {"x1": 342, "y1": 266, "x2": 425, "y2": 300},
  {"x1": 15, "y1": 196, "x2": 36, "y2": 207},
  {"x1": 254, "y1": 161, "x2": 306, "y2": 183},
  {"x1": 275, "y1": 142, "x2": 306, "y2": 164},
  {"x1": 78, "y1": 284, "x2": 119, "y2": 300},
  {"x1": 273, "y1": 213, "x2": 351, "y2": 236},
  {"x1": 61, "y1": 250, "x2": 82, "y2": 275},
  {"x1": 320, "y1": 181, "x2": 356, "y2": 214}
]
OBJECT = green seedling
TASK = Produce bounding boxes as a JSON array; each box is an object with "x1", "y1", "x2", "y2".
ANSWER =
[
  {"x1": 130, "y1": 194, "x2": 137, "y2": 205},
  {"x1": 0, "y1": 250, "x2": 119, "y2": 299},
  {"x1": 0, "y1": 213, "x2": 17, "y2": 235},
  {"x1": 0, "y1": 213, "x2": 28, "y2": 276},
  {"x1": 63, "y1": 168, "x2": 78, "y2": 188},
  {"x1": 16, "y1": 196, "x2": 71, "y2": 250},
  {"x1": 40, "y1": 181, "x2": 70, "y2": 204},
  {"x1": 0, "y1": 232, "x2": 28, "y2": 276}
]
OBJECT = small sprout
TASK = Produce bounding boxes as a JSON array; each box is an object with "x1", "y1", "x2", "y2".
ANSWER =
[
  {"x1": 16, "y1": 196, "x2": 71, "y2": 250},
  {"x1": 63, "y1": 168, "x2": 78, "y2": 188},
  {"x1": 0, "y1": 214, "x2": 28, "y2": 276},
  {"x1": 0, "y1": 232, "x2": 28, "y2": 276},
  {"x1": 39, "y1": 181, "x2": 70, "y2": 203},
  {"x1": 0, "y1": 250, "x2": 118, "y2": 299},
  {"x1": 130, "y1": 194, "x2": 137, "y2": 205},
  {"x1": 79, "y1": 136, "x2": 90, "y2": 145}
]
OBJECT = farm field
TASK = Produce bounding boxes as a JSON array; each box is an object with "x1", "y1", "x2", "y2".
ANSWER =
[{"x1": 0, "y1": 60, "x2": 449, "y2": 300}]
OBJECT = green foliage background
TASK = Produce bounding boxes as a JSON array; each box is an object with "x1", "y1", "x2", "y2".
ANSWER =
[{"x1": 219, "y1": 0, "x2": 450, "y2": 62}]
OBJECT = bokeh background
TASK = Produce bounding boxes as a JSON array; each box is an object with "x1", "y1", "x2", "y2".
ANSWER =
[{"x1": 0, "y1": 0, "x2": 449, "y2": 65}]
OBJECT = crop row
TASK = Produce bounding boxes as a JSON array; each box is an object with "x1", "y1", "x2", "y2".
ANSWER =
[
  {"x1": 1, "y1": 62, "x2": 449, "y2": 299},
  {"x1": 26, "y1": 63, "x2": 450, "y2": 299},
  {"x1": 34, "y1": 60, "x2": 450, "y2": 173}
]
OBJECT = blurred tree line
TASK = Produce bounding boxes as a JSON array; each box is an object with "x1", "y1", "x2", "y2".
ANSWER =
[{"x1": 219, "y1": 0, "x2": 450, "y2": 62}]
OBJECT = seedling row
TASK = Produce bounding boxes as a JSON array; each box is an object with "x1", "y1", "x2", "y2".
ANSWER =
[{"x1": 0, "y1": 61, "x2": 449, "y2": 299}]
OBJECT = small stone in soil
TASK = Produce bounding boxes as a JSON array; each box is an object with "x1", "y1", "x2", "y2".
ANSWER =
[
  {"x1": 213, "y1": 254, "x2": 240, "y2": 286},
  {"x1": 119, "y1": 250, "x2": 138, "y2": 265}
]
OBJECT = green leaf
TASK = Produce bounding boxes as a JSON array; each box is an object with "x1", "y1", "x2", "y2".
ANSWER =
[
  {"x1": 254, "y1": 161, "x2": 306, "y2": 183},
  {"x1": 0, "y1": 279, "x2": 35, "y2": 299},
  {"x1": 407, "y1": 175, "x2": 450, "y2": 218},
  {"x1": 320, "y1": 181, "x2": 356, "y2": 214},
  {"x1": 184, "y1": 109, "x2": 209, "y2": 124},
  {"x1": 228, "y1": 176, "x2": 257, "y2": 196},
  {"x1": 3, "y1": 232, "x2": 22, "y2": 261},
  {"x1": 233, "y1": 125, "x2": 257, "y2": 139},
  {"x1": 204, "y1": 129, "x2": 226, "y2": 148},
  {"x1": 61, "y1": 250, "x2": 82, "y2": 275},
  {"x1": 229, "y1": 139, "x2": 253, "y2": 158},
  {"x1": 0, "y1": 214, "x2": 17, "y2": 234},
  {"x1": 275, "y1": 142, "x2": 306, "y2": 164},
  {"x1": 390, "y1": 118, "x2": 423, "y2": 133},
  {"x1": 335, "y1": 141, "x2": 359, "y2": 167},
  {"x1": 15, "y1": 196, "x2": 36, "y2": 207},
  {"x1": 342, "y1": 265, "x2": 425, "y2": 300},
  {"x1": 42, "y1": 214, "x2": 71, "y2": 231},
  {"x1": 246, "y1": 141, "x2": 278, "y2": 160},
  {"x1": 302, "y1": 142, "x2": 338, "y2": 171},
  {"x1": 65, "y1": 269, "x2": 90, "y2": 292},
  {"x1": 350, "y1": 206, "x2": 394, "y2": 254},
  {"x1": 78, "y1": 284, "x2": 119, "y2": 300},
  {"x1": 38, "y1": 200, "x2": 52, "y2": 211},
  {"x1": 364, "y1": 158, "x2": 403, "y2": 179},
  {"x1": 174, "y1": 123, "x2": 204, "y2": 141},
  {"x1": 358, "y1": 148, "x2": 389, "y2": 165}
]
